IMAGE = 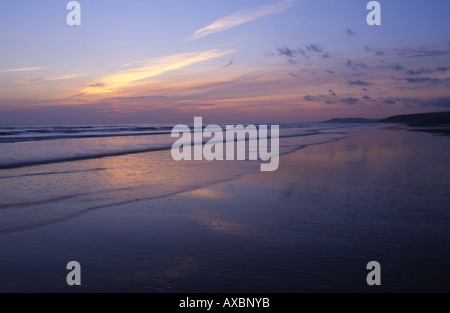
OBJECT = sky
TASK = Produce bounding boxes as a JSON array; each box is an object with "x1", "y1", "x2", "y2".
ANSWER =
[{"x1": 0, "y1": 0, "x2": 450, "y2": 124}]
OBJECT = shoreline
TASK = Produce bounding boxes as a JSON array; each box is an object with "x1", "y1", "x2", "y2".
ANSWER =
[
  {"x1": 0, "y1": 124, "x2": 366, "y2": 236},
  {"x1": 1, "y1": 127, "x2": 449, "y2": 292}
]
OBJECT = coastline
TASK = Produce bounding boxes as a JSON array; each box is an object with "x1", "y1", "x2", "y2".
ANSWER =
[{"x1": 1, "y1": 127, "x2": 449, "y2": 292}]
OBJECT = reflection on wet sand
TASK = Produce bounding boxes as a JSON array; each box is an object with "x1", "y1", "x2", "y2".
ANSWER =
[
  {"x1": 112, "y1": 255, "x2": 198, "y2": 288},
  {"x1": 1, "y1": 129, "x2": 449, "y2": 292},
  {"x1": 0, "y1": 148, "x2": 258, "y2": 234}
]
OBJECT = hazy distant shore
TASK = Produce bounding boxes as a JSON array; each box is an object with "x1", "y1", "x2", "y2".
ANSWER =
[
  {"x1": 1, "y1": 127, "x2": 449, "y2": 292},
  {"x1": 322, "y1": 111, "x2": 450, "y2": 136},
  {"x1": 322, "y1": 110, "x2": 450, "y2": 125}
]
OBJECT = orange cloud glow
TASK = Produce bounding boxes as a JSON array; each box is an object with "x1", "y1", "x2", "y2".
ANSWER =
[{"x1": 81, "y1": 49, "x2": 234, "y2": 96}]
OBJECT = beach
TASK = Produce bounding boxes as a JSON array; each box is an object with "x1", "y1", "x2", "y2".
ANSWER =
[
  {"x1": 0, "y1": 127, "x2": 449, "y2": 292},
  {"x1": 2, "y1": 0, "x2": 450, "y2": 297}
]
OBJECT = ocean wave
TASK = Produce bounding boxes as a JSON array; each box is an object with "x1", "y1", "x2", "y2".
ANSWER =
[
  {"x1": 0, "y1": 123, "x2": 337, "y2": 143},
  {"x1": 0, "y1": 167, "x2": 107, "y2": 180},
  {"x1": 0, "y1": 131, "x2": 173, "y2": 143},
  {"x1": 0, "y1": 123, "x2": 381, "y2": 170},
  {"x1": 0, "y1": 145, "x2": 170, "y2": 169}
]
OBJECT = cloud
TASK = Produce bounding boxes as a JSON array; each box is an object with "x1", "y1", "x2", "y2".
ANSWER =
[
  {"x1": 366, "y1": 44, "x2": 450, "y2": 59},
  {"x1": 28, "y1": 77, "x2": 46, "y2": 82},
  {"x1": 406, "y1": 77, "x2": 438, "y2": 84},
  {"x1": 406, "y1": 68, "x2": 431, "y2": 76},
  {"x1": 275, "y1": 43, "x2": 331, "y2": 63},
  {"x1": 81, "y1": 49, "x2": 234, "y2": 95},
  {"x1": 340, "y1": 97, "x2": 359, "y2": 105},
  {"x1": 28, "y1": 74, "x2": 80, "y2": 82},
  {"x1": 346, "y1": 28, "x2": 356, "y2": 36},
  {"x1": 382, "y1": 99, "x2": 397, "y2": 104},
  {"x1": 382, "y1": 96, "x2": 450, "y2": 108},
  {"x1": 394, "y1": 46, "x2": 450, "y2": 58},
  {"x1": 375, "y1": 62, "x2": 405, "y2": 71},
  {"x1": 88, "y1": 83, "x2": 106, "y2": 88},
  {"x1": 367, "y1": 44, "x2": 450, "y2": 59},
  {"x1": 121, "y1": 61, "x2": 142, "y2": 68},
  {"x1": 347, "y1": 80, "x2": 371, "y2": 86},
  {"x1": 419, "y1": 97, "x2": 450, "y2": 107},
  {"x1": 346, "y1": 59, "x2": 368, "y2": 69},
  {"x1": 277, "y1": 47, "x2": 300, "y2": 58},
  {"x1": 0, "y1": 66, "x2": 44, "y2": 73},
  {"x1": 299, "y1": 94, "x2": 338, "y2": 104},
  {"x1": 364, "y1": 45, "x2": 385, "y2": 56},
  {"x1": 187, "y1": 0, "x2": 294, "y2": 41},
  {"x1": 406, "y1": 67, "x2": 449, "y2": 75},
  {"x1": 306, "y1": 44, "x2": 323, "y2": 53},
  {"x1": 223, "y1": 60, "x2": 233, "y2": 68},
  {"x1": 390, "y1": 63, "x2": 405, "y2": 71},
  {"x1": 277, "y1": 46, "x2": 307, "y2": 58},
  {"x1": 402, "y1": 77, "x2": 446, "y2": 86}
]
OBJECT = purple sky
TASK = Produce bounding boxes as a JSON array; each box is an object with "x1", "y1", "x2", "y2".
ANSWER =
[{"x1": 0, "y1": 0, "x2": 450, "y2": 124}]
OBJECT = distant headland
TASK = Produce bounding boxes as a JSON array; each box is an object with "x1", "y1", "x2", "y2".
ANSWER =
[
  {"x1": 322, "y1": 111, "x2": 450, "y2": 127},
  {"x1": 321, "y1": 118, "x2": 380, "y2": 123}
]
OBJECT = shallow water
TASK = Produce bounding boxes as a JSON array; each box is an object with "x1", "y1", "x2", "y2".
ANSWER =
[
  {"x1": 0, "y1": 128, "x2": 450, "y2": 292},
  {"x1": 0, "y1": 122, "x2": 379, "y2": 234}
]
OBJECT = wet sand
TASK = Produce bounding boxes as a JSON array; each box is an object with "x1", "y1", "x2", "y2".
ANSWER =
[{"x1": 1, "y1": 128, "x2": 450, "y2": 292}]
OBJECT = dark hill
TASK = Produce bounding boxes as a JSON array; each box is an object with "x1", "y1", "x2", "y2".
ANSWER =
[
  {"x1": 321, "y1": 118, "x2": 380, "y2": 123},
  {"x1": 380, "y1": 111, "x2": 450, "y2": 126}
]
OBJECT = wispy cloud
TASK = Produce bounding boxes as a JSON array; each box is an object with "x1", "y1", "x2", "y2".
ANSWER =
[
  {"x1": 277, "y1": 47, "x2": 302, "y2": 58},
  {"x1": 382, "y1": 98, "x2": 397, "y2": 105},
  {"x1": 275, "y1": 43, "x2": 331, "y2": 63},
  {"x1": 223, "y1": 60, "x2": 233, "y2": 68},
  {"x1": 386, "y1": 96, "x2": 450, "y2": 108},
  {"x1": 187, "y1": 0, "x2": 294, "y2": 41},
  {"x1": 390, "y1": 63, "x2": 405, "y2": 71},
  {"x1": 401, "y1": 76, "x2": 449, "y2": 86},
  {"x1": 305, "y1": 44, "x2": 323, "y2": 53},
  {"x1": 346, "y1": 28, "x2": 356, "y2": 36},
  {"x1": 394, "y1": 46, "x2": 450, "y2": 58},
  {"x1": 28, "y1": 74, "x2": 80, "y2": 82},
  {"x1": 406, "y1": 67, "x2": 449, "y2": 75},
  {"x1": 0, "y1": 66, "x2": 44, "y2": 73},
  {"x1": 364, "y1": 45, "x2": 385, "y2": 56},
  {"x1": 340, "y1": 97, "x2": 359, "y2": 105},
  {"x1": 419, "y1": 97, "x2": 450, "y2": 108},
  {"x1": 365, "y1": 44, "x2": 450, "y2": 59},
  {"x1": 346, "y1": 59, "x2": 368, "y2": 69},
  {"x1": 347, "y1": 80, "x2": 371, "y2": 86},
  {"x1": 81, "y1": 49, "x2": 234, "y2": 95}
]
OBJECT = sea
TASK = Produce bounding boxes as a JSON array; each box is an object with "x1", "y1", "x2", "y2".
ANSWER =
[{"x1": 0, "y1": 122, "x2": 382, "y2": 235}]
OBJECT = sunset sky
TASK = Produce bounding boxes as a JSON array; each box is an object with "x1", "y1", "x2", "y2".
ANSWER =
[{"x1": 0, "y1": 0, "x2": 449, "y2": 124}]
